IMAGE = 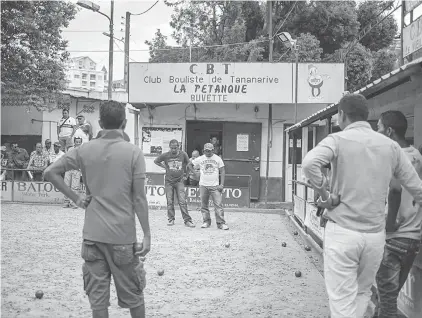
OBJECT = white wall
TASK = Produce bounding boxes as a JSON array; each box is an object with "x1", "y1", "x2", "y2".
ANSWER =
[
  {"x1": 138, "y1": 102, "x2": 330, "y2": 176},
  {"x1": 1, "y1": 106, "x2": 43, "y2": 136}
]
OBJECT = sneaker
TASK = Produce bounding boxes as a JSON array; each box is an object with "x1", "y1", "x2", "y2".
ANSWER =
[
  {"x1": 167, "y1": 220, "x2": 175, "y2": 226},
  {"x1": 201, "y1": 222, "x2": 211, "y2": 228},
  {"x1": 185, "y1": 221, "x2": 195, "y2": 228},
  {"x1": 71, "y1": 205, "x2": 78, "y2": 209},
  {"x1": 217, "y1": 224, "x2": 229, "y2": 230},
  {"x1": 63, "y1": 203, "x2": 71, "y2": 208}
]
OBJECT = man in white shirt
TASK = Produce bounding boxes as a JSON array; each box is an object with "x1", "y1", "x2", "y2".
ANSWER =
[
  {"x1": 57, "y1": 108, "x2": 76, "y2": 152},
  {"x1": 302, "y1": 94, "x2": 422, "y2": 318},
  {"x1": 74, "y1": 114, "x2": 92, "y2": 144},
  {"x1": 188, "y1": 143, "x2": 228, "y2": 230}
]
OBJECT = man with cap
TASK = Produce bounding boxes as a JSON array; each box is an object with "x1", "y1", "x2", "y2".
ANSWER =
[
  {"x1": 49, "y1": 141, "x2": 65, "y2": 165},
  {"x1": 74, "y1": 114, "x2": 92, "y2": 144},
  {"x1": 188, "y1": 143, "x2": 229, "y2": 230},
  {"x1": 301, "y1": 93, "x2": 422, "y2": 318}
]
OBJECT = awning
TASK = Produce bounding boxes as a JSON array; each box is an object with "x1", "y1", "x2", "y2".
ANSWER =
[{"x1": 285, "y1": 57, "x2": 422, "y2": 133}]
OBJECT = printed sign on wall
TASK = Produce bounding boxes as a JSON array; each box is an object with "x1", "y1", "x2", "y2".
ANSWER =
[
  {"x1": 297, "y1": 63, "x2": 345, "y2": 104},
  {"x1": 129, "y1": 62, "x2": 293, "y2": 104},
  {"x1": 1, "y1": 181, "x2": 12, "y2": 201}
]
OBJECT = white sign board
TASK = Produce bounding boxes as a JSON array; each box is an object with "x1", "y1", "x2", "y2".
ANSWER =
[
  {"x1": 405, "y1": 0, "x2": 422, "y2": 13},
  {"x1": 13, "y1": 181, "x2": 65, "y2": 204},
  {"x1": 236, "y1": 134, "x2": 249, "y2": 152},
  {"x1": 304, "y1": 202, "x2": 324, "y2": 241},
  {"x1": 1, "y1": 181, "x2": 12, "y2": 201},
  {"x1": 129, "y1": 63, "x2": 293, "y2": 104},
  {"x1": 297, "y1": 63, "x2": 345, "y2": 104},
  {"x1": 403, "y1": 16, "x2": 422, "y2": 57}
]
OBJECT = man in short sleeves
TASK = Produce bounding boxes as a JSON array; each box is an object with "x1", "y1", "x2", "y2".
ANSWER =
[
  {"x1": 154, "y1": 139, "x2": 194, "y2": 227},
  {"x1": 189, "y1": 143, "x2": 229, "y2": 230},
  {"x1": 45, "y1": 101, "x2": 151, "y2": 318},
  {"x1": 57, "y1": 108, "x2": 77, "y2": 152}
]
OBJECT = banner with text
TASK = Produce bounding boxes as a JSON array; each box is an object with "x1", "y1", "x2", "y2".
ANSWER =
[
  {"x1": 1, "y1": 181, "x2": 13, "y2": 201},
  {"x1": 8, "y1": 181, "x2": 249, "y2": 209},
  {"x1": 129, "y1": 63, "x2": 293, "y2": 104},
  {"x1": 403, "y1": 16, "x2": 422, "y2": 57},
  {"x1": 304, "y1": 202, "x2": 324, "y2": 241}
]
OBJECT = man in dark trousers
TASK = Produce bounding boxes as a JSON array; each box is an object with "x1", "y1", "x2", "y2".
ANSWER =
[
  {"x1": 376, "y1": 110, "x2": 422, "y2": 318},
  {"x1": 154, "y1": 139, "x2": 195, "y2": 227},
  {"x1": 45, "y1": 101, "x2": 151, "y2": 318}
]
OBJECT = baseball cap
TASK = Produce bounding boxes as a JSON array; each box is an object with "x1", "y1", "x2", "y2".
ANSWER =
[
  {"x1": 53, "y1": 142, "x2": 60, "y2": 146},
  {"x1": 76, "y1": 114, "x2": 84, "y2": 119},
  {"x1": 204, "y1": 143, "x2": 214, "y2": 151}
]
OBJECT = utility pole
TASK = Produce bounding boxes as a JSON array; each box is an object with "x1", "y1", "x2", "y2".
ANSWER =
[
  {"x1": 264, "y1": 0, "x2": 273, "y2": 209},
  {"x1": 108, "y1": 0, "x2": 114, "y2": 100},
  {"x1": 124, "y1": 11, "x2": 131, "y2": 91}
]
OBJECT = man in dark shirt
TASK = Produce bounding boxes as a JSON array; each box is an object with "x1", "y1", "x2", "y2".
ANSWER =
[
  {"x1": 45, "y1": 101, "x2": 151, "y2": 318},
  {"x1": 154, "y1": 140, "x2": 195, "y2": 227}
]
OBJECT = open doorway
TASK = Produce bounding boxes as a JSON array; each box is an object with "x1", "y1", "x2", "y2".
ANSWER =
[{"x1": 186, "y1": 121, "x2": 223, "y2": 157}]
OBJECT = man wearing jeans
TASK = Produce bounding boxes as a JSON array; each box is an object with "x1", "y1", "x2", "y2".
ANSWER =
[
  {"x1": 302, "y1": 94, "x2": 422, "y2": 318},
  {"x1": 154, "y1": 139, "x2": 195, "y2": 227},
  {"x1": 376, "y1": 110, "x2": 422, "y2": 318},
  {"x1": 189, "y1": 143, "x2": 229, "y2": 230}
]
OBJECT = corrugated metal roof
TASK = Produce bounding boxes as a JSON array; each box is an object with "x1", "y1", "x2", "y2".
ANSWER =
[{"x1": 285, "y1": 57, "x2": 422, "y2": 133}]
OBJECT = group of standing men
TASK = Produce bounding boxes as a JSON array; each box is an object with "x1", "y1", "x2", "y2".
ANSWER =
[
  {"x1": 303, "y1": 93, "x2": 422, "y2": 318},
  {"x1": 154, "y1": 139, "x2": 229, "y2": 230}
]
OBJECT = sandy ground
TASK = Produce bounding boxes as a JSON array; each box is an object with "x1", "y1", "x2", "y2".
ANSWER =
[{"x1": 1, "y1": 204, "x2": 329, "y2": 318}]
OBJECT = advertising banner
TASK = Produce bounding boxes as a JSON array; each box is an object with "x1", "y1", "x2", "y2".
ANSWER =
[
  {"x1": 129, "y1": 62, "x2": 293, "y2": 104},
  {"x1": 1, "y1": 181, "x2": 13, "y2": 201},
  {"x1": 297, "y1": 63, "x2": 345, "y2": 104},
  {"x1": 304, "y1": 202, "x2": 324, "y2": 241},
  {"x1": 13, "y1": 181, "x2": 65, "y2": 204},
  {"x1": 403, "y1": 16, "x2": 422, "y2": 57},
  {"x1": 398, "y1": 266, "x2": 422, "y2": 318},
  {"x1": 293, "y1": 195, "x2": 306, "y2": 223}
]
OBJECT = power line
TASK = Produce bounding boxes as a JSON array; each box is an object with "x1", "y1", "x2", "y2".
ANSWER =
[
  {"x1": 62, "y1": 30, "x2": 106, "y2": 33},
  {"x1": 273, "y1": 1, "x2": 298, "y2": 38},
  {"x1": 66, "y1": 37, "x2": 269, "y2": 53},
  {"x1": 131, "y1": 0, "x2": 159, "y2": 16}
]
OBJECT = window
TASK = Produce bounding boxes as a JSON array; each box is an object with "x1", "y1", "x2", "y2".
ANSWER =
[
  {"x1": 90, "y1": 74, "x2": 96, "y2": 80},
  {"x1": 79, "y1": 61, "x2": 83, "y2": 65},
  {"x1": 82, "y1": 73, "x2": 87, "y2": 80},
  {"x1": 90, "y1": 82, "x2": 96, "y2": 87},
  {"x1": 98, "y1": 76, "x2": 102, "y2": 81},
  {"x1": 74, "y1": 74, "x2": 80, "y2": 79},
  {"x1": 82, "y1": 81, "x2": 87, "y2": 86}
]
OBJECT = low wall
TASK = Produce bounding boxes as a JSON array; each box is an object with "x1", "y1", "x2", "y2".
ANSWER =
[{"x1": 1, "y1": 174, "x2": 250, "y2": 209}]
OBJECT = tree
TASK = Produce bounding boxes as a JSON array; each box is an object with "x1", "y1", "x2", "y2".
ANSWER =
[
  {"x1": 1, "y1": 1, "x2": 77, "y2": 110},
  {"x1": 371, "y1": 49, "x2": 397, "y2": 80},
  {"x1": 327, "y1": 42, "x2": 373, "y2": 92},
  {"x1": 145, "y1": 29, "x2": 190, "y2": 63},
  {"x1": 275, "y1": 33, "x2": 323, "y2": 62},
  {"x1": 357, "y1": 0, "x2": 397, "y2": 52},
  {"x1": 146, "y1": 0, "x2": 399, "y2": 91}
]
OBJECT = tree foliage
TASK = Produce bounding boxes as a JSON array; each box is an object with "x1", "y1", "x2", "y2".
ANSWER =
[
  {"x1": 1, "y1": 1, "x2": 77, "y2": 110},
  {"x1": 371, "y1": 49, "x2": 397, "y2": 81},
  {"x1": 147, "y1": 0, "x2": 399, "y2": 92}
]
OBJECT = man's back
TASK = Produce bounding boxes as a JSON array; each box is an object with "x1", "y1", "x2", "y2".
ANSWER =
[
  {"x1": 325, "y1": 122, "x2": 406, "y2": 232},
  {"x1": 71, "y1": 130, "x2": 145, "y2": 244}
]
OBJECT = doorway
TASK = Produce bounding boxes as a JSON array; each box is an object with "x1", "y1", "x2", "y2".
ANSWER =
[{"x1": 186, "y1": 120, "x2": 262, "y2": 200}]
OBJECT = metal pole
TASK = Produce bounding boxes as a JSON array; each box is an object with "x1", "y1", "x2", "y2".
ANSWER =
[
  {"x1": 108, "y1": 0, "x2": 114, "y2": 100},
  {"x1": 124, "y1": 11, "x2": 130, "y2": 91},
  {"x1": 400, "y1": 0, "x2": 405, "y2": 66},
  {"x1": 265, "y1": 0, "x2": 273, "y2": 208},
  {"x1": 294, "y1": 44, "x2": 299, "y2": 124}
]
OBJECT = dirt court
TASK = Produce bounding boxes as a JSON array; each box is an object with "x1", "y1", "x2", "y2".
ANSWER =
[{"x1": 1, "y1": 204, "x2": 329, "y2": 318}]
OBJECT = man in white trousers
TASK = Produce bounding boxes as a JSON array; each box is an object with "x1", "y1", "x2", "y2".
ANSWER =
[{"x1": 302, "y1": 93, "x2": 422, "y2": 318}]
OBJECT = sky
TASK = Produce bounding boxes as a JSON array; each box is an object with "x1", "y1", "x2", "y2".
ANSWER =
[
  {"x1": 64, "y1": 0, "x2": 177, "y2": 80},
  {"x1": 63, "y1": 0, "x2": 422, "y2": 81}
]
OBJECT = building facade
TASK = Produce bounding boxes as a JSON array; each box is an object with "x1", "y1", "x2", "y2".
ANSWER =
[{"x1": 66, "y1": 56, "x2": 107, "y2": 92}]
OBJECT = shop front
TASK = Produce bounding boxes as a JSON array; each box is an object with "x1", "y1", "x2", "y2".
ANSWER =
[
  {"x1": 286, "y1": 57, "x2": 422, "y2": 318},
  {"x1": 128, "y1": 62, "x2": 345, "y2": 203}
]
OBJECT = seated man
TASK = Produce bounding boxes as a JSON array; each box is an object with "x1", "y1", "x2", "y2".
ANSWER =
[
  {"x1": 7, "y1": 143, "x2": 29, "y2": 181},
  {"x1": 28, "y1": 142, "x2": 49, "y2": 181}
]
